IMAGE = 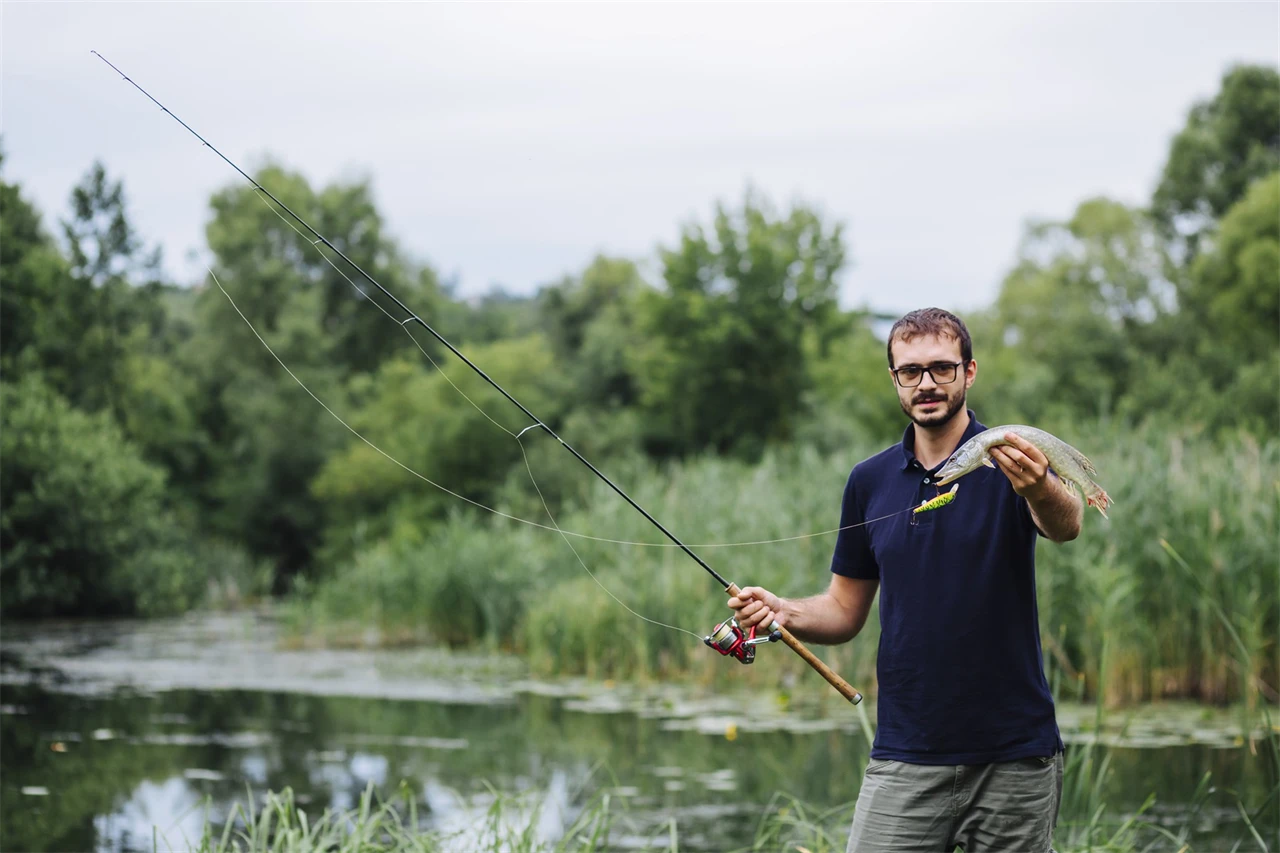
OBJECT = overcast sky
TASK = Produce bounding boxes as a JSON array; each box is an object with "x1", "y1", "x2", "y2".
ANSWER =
[{"x1": 4, "y1": 2, "x2": 1277, "y2": 315}]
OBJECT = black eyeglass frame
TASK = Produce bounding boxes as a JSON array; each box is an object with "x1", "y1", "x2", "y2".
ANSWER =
[{"x1": 890, "y1": 360, "x2": 969, "y2": 388}]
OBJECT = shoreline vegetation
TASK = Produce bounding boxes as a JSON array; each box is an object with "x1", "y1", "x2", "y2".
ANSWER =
[{"x1": 283, "y1": 424, "x2": 1278, "y2": 710}]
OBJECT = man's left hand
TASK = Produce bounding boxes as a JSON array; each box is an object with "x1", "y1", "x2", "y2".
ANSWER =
[{"x1": 990, "y1": 432, "x2": 1052, "y2": 499}]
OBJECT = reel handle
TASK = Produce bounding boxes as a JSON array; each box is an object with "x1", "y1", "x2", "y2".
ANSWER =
[{"x1": 725, "y1": 583, "x2": 863, "y2": 705}]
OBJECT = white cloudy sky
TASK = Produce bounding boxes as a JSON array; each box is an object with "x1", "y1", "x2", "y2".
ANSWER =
[{"x1": 4, "y1": 2, "x2": 1277, "y2": 314}]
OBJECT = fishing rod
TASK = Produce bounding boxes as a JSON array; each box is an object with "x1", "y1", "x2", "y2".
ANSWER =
[{"x1": 91, "y1": 50, "x2": 863, "y2": 705}]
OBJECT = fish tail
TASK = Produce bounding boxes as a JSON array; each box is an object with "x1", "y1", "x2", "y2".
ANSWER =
[{"x1": 1085, "y1": 483, "x2": 1111, "y2": 519}]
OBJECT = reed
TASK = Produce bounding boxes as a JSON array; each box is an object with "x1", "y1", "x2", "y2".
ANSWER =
[{"x1": 289, "y1": 423, "x2": 1278, "y2": 706}]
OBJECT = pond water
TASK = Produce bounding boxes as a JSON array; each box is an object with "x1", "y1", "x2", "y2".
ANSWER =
[{"x1": 1, "y1": 612, "x2": 1274, "y2": 851}]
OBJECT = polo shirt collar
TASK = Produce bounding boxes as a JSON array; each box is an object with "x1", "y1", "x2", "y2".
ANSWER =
[{"x1": 900, "y1": 409, "x2": 984, "y2": 471}]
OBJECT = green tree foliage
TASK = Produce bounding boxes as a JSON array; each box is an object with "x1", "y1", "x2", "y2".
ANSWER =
[
  {"x1": 800, "y1": 311, "x2": 905, "y2": 451},
  {"x1": 182, "y1": 165, "x2": 448, "y2": 577},
  {"x1": 202, "y1": 163, "x2": 444, "y2": 376},
  {"x1": 0, "y1": 157, "x2": 70, "y2": 375},
  {"x1": 61, "y1": 161, "x2": 161, "y2": 287},
  {"x1": 0, "y1": 158, "x2": 229, "y2": 616},
  {"x1": 2, "y1": 162, "x2": 103, "y2": 409},
  {"x1": 1186, "y1": 172, "x2": 1280, "y2": 365},
  {"x1": 631, "y1": 191, "x2": 846, "y2": 457},
  {"x1": 0, "y1": 376, "x2": 199, "y2": 617},
  {"x1": 537, "y1": 255, "x2": 646, "y2": 409},
  {"x1": 311, "y1": 336, "x2": 570, "y2": 561},
  {"x1": 1152, "y1": 64, "x2": 1280, "y2": 255},
  {"x1": 2, "y1": 159, "x2": 172, "y2": 420},
  {"x1": 1125, "y1": 173, "x2": 1280, "y2": 435},
  {"x1": 61, "y1": 164, "x2": 172, "y2": 417},
  {"x1": 437, "y1": 286, "x2": 541, "y2": 347},
  {"x1": 956, "y1": 199, "x2": 1173, "y2": 426}
]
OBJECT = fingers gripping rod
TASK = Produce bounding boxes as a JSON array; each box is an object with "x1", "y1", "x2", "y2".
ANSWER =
[{"x1": 719, "y1": 584, "x2": 863, "y2": 704}]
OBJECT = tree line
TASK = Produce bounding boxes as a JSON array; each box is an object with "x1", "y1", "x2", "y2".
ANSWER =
[{"x1": 2, "y1": 64, "x2": 1276, "y2": 619}]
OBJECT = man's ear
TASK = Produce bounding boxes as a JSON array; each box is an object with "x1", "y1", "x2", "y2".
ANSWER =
[{"x1": 965, "y1": 359, "x2": 977, "y2": 389}]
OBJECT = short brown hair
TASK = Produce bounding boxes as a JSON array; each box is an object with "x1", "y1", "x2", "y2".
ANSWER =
[{"x1": 887, "y1": 308, "x2": 973, "y2": 367}]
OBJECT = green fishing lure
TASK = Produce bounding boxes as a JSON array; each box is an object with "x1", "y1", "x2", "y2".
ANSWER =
[{"x1": 914, "y1": 483, "x2": 959, "y2": 514}]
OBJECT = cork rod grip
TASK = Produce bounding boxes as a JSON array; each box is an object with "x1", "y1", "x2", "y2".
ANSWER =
[{"x1": 725, "y1": 583, "x2": 863, "y2": 705}]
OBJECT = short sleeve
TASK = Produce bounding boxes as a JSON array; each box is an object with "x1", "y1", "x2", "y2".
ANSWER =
[{"x1": 830, "y1": 470, "x2": 880, "y2": 579}]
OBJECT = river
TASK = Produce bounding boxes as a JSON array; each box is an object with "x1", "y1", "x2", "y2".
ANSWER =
[{"x1": 1, "y1": 611, "x2": 1274, "y2": 851}]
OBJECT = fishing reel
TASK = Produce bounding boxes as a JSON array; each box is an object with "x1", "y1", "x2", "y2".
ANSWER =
[{"x1": 703, "y1": 617, "x2": 782, "y2": 665}]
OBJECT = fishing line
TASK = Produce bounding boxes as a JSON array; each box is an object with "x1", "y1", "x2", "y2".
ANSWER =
[
  {"x1": 247, "y1": 185, "x2": 917, "y2": 550},
  {"x1": 207, "y1": 267, "x2": 702, "y2": 638},
  {"x1": 227, "y1": 194, "x2": 703, "y2": 633},
  {"x1": 516, "y1": 442, "x2": 702, "y2": 639},
  {"x1": 97, "y1": 51, "x2": 917, "y2": 662},
  {"x1": 248, "y1": 191, "x2": 520, "y2": 439}
]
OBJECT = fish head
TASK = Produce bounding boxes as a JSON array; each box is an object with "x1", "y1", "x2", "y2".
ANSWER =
[{"x1": 933, "y1": 440, "x2": 983, "y2": 486}]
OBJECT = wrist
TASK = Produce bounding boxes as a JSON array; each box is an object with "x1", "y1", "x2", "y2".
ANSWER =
[
  {"x1": 1025, "y1": 472, "x2": 1058, "y2": 504},
  {"x1": 775, "y1": 597, "x2": 793, "y2": 628}
]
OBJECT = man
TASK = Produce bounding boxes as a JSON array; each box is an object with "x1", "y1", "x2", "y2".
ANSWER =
[{"x1": 728, "y1": 308, "x2": 1080, "y2": 853}]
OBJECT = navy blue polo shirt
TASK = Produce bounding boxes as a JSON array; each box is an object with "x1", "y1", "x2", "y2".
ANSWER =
[{"x1": 831, "y1": 410, "x2": 1063, "y2": 765}]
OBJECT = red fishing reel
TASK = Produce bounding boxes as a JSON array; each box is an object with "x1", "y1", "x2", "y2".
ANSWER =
[{"x1": 703, "y1": 617, "x2": 782, "y2": 664}]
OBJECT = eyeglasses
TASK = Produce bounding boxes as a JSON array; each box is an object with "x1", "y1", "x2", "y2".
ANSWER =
[{"x1": 891, "y1": 361, "x2": 966, "y2": 387}]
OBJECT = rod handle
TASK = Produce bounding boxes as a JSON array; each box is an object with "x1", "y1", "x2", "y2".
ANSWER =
[{"x1": 725, "y1": 583, "x2": 863, "y2": 705}]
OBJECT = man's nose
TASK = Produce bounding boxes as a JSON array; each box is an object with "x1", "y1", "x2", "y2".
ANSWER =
[{"x1": 919, "y1": 371, "x2": 939, "y2": 390}]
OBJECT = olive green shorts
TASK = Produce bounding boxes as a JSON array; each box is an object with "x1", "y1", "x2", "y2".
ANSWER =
[{"x1": 846, "y1": 752, "x2": 1064, "y2": 853}]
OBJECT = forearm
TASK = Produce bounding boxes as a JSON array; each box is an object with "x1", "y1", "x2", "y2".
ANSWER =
[
  {"x1": 780, "y1": 592, "x2": 866, "y2": 645},
  {"x1": 1027, "y1": 474, "x2": 1083, "y2": 542}
]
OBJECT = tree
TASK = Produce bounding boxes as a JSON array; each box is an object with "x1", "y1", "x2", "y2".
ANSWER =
[
  {"x1": 204, "y1": 163, "x2": 443, "y2": 376},
  {"x1": 1, "y1": 159, "x2": 167, "y2": 416},
  {"x1": 311, "y1": 336, "x2": 570, "y2": 562},
  {"x1": 537, "y1": 255, "x2": 646, "y2": 409},
  {"x1": 0, "y1": 151, "x2": 71, "y2": 372},
  {"x1": 61, "y1": 161, "x2": 161, "y2": 287},
  {"x1": 801, "y1": 310, "x2": 905, "y2": 451},
  {"x1": 1152, "y1": 64, "x2": 1280, "y2": 257},
  {"x1": 187, "y1": 164, "x2": 447, "y2": 577},
  {"x1": 1132, "y1": 172, "x2": 1280, "y2": 436},
  {"x1": 630, "y1": 190, "x2": 847, "y2": 457},
  {"x1": 57, "y1": 163, "x2": 169, "y2": 415},
  {"x1": 973, "y1": 199, "x2": 1174, "y2": 425},
  {"x1": 0, "y1": 375, "x2": 200, "y2": 617},
  {"x1": 1186, "y1": 172, "x2": 1280, "y2": 365}
]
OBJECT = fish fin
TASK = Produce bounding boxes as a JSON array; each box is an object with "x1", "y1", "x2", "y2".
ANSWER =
[
  {"x1": 981, "y1": 455, "x2": 996, "y2": 469},
  {"x1": 1044, "y1": 433, "x2": 1098, "y2": 475},
  {"x1": 1070, "y1": 448, "x2": 1098, "y2": 475}
]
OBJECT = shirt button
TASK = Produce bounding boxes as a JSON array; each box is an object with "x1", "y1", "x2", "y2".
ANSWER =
[{"x1": 923, "y1": 477, "x2": 931, "y2": 484}]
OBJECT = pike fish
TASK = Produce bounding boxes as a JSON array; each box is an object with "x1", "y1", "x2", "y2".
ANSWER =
[{"x1": 933, "y1": 425, "x2": 1112, "y2": 518}]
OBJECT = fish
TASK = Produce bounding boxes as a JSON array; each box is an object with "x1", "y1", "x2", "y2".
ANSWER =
[{"x1": 934, "y1": 425, "x2": 1112, "y2": 518}]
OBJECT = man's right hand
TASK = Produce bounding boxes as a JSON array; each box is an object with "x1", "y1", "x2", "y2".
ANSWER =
[{"x1": 727, "y1": 586, "x2": 786, "y2": 630}]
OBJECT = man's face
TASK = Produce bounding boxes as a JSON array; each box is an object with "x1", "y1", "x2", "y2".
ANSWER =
[{"x1": 888, "y1": 334, "x2": 976, "y2": 429}]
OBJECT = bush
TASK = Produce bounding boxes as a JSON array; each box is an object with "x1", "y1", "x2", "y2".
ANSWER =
[{"x1": 0, "y1": 374, "x2": 202, "y2": 616}]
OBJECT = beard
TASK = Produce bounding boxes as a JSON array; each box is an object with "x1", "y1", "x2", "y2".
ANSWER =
[{"x1": 900, "y1": 387, "x2": 966, "y2": 429}]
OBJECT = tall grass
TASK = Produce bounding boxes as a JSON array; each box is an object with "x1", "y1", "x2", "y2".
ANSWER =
[
  {"x1": 188, "y1": 782, "x2": 624, "y2": 853},
  {"x1": 287, "y1": 423, "x2": 1277, "y2": 705}
]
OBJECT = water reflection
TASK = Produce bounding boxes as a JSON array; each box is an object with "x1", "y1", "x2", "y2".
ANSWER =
[
  {"x1": 93, "y1": 778, "x2": 207, "y2": 853},
  {"x1": 0, "y1": 684, "x2": 866, "y2": 852}
]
